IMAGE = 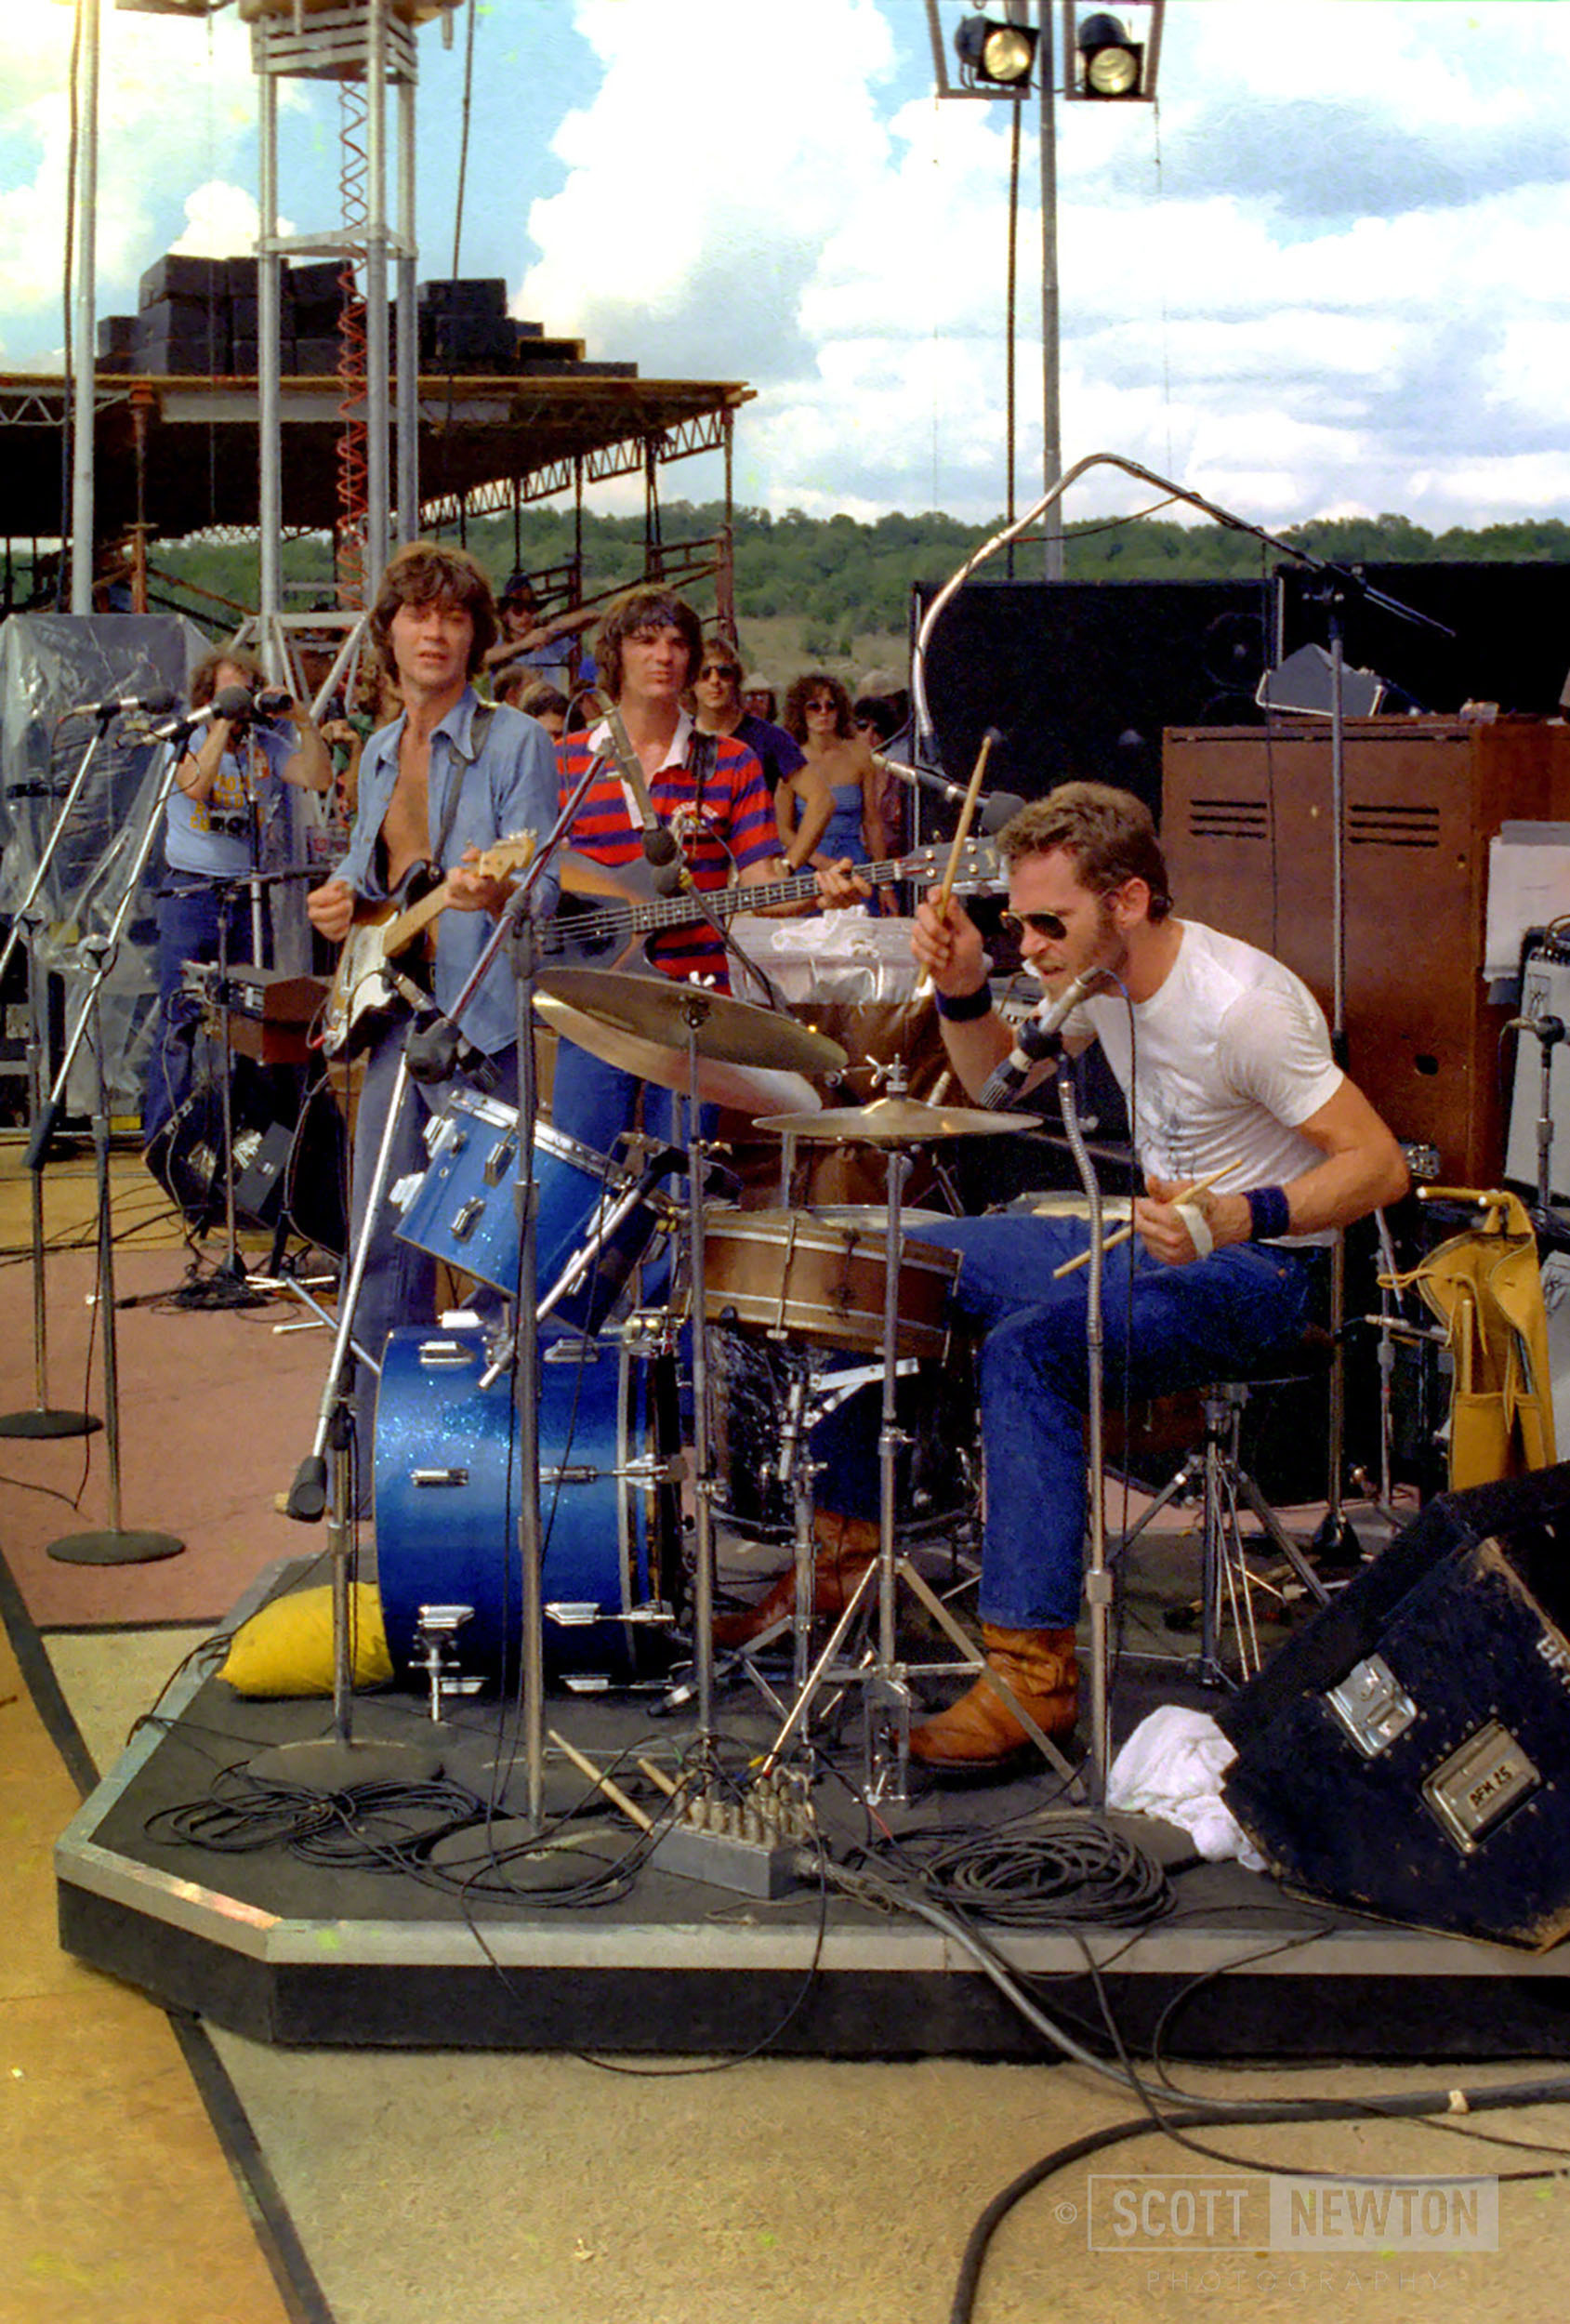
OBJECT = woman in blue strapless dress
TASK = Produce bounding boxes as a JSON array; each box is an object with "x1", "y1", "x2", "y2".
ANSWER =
[{"x1": 779, "y1": 671, "x2": 890, "y2": 908}]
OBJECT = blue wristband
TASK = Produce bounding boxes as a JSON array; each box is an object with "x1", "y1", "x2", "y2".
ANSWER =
[
  {"x1": 934, "y1": 984, "x2": 994, "y2": 1023},
  {"x1": 1247, "y1": 1185, "x2": 1292, "y2": 1241}
]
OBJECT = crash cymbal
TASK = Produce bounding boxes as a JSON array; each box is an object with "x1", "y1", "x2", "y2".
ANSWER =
[
  {"x1": 535, "y1": 991, "x2": 827, "y2": 1121},
  {"x1": 758, "y1": 1095, "x2": 1040, "y2": 1143},
  {"x1": 536, "y1": 968, "x2": 847, "y2": 1077}
]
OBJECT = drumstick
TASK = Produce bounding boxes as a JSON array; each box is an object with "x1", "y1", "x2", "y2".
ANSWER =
[
  {"x1": 915, "y1": 725, "x2": 1002, "y2": 998},
  {"x1": 1050, "y1": 1167, "x2": 1233, "y2": 1279},
  {"x1": 548, "y1": 1727, "x2": 653, "y2": 1832}
]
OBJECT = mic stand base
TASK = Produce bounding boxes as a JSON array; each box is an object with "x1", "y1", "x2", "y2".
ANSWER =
[
  {"x1": 47, "y1": 1526, "x2": 183, "y2": 1567},
  {"x1": 0, "y1": 1408, "x2": 101, "y2": 1441},
  {"x1": 244, "y1": 1733, "x2": 444, "y2": 1793}
]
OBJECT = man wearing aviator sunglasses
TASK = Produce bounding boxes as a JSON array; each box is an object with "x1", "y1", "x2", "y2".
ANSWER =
[{"x1": 879, "y1": 781, "x2": 1410, "y2": 1776}]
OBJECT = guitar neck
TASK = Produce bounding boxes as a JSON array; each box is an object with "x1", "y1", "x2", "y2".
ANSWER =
[{"x1": 587, "y1": 852, "x2": 912, "y2": 940}]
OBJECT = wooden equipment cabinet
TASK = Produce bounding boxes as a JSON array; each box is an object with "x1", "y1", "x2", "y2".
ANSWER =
[{"x1": 1162, "y1": 719, "x2": 1570, "y2": 1182}]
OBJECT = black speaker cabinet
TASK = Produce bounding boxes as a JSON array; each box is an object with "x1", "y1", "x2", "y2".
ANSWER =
[{"x1": 1219, "y1": 1468, "x2": 1570, "y2": 1949}]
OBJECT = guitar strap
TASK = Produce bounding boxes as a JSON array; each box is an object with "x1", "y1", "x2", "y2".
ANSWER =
[{"x1": 432, "y1": 700, "x2": 496, "y2": 866}]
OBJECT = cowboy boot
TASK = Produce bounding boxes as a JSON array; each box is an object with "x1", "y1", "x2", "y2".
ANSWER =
[
  {"x1": 712, "y1": 1511, "x2": 880, "y2": 1648},
  {"x1": 908, "y1": 1623, "x2": 1079, "y2": 1775}
]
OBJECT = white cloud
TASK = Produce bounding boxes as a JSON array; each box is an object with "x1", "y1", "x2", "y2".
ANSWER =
[{"x1": 170, "y1": 180, "x2": 295, "y2": 258}]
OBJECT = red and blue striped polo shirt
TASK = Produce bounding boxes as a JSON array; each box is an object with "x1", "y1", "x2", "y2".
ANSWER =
[{"x1": 556, "y1": 711, "x2": 779, "y2": 989}]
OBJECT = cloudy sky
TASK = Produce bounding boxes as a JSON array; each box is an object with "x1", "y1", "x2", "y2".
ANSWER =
[{"x1": 1, "y1": 0, "x2": 1567, "y2": 535}]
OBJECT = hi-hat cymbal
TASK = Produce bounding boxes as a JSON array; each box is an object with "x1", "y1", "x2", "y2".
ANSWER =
[
  {"x1": 536, "y1": 968, "x2": 847, "y2": 1077},
  {"x1": 536, "y1": 991, "x2": 826, "y2": 1121},
  {"x1": 759, "y1": 1095, "x2": 1040, "y2": 1143}
]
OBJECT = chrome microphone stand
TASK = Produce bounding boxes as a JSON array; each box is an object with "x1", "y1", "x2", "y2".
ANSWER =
[{"x1": 0, "y1": 706, "x2": 120, "y2": 1443}]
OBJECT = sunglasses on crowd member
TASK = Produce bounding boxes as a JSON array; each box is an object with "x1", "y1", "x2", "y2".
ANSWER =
[
  {"x1": 1000, "y1": 907, "x2": 1069, "y2": 941},
  {"x1": 698, "y1": 661, "x2": 740, "y2": 681}
]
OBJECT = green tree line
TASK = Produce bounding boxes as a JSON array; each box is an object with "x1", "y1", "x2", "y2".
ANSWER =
[{"x1": 152, "y1": 502, "x2": 1570, "y2": 642}]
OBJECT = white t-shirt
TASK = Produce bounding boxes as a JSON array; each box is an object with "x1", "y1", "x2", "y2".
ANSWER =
[{"x1": 1070, "y1": 921, "x2": 1344, "y2": 1244}]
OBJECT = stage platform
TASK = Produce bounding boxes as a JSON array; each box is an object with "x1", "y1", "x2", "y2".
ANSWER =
[{"x1": 56, "y1": 1558, "x2": 1570, "y2": 2065}]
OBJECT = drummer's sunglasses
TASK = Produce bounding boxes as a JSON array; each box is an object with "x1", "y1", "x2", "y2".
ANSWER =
[{"x1": 1001, "y1": 908, "x2": 1068, "y2": 941}]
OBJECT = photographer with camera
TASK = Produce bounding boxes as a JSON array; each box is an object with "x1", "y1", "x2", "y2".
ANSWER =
[{"x1": 142, "y1": 646, "x2": 331, "y2": 1150}]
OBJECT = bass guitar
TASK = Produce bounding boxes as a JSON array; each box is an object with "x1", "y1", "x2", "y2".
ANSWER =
[
  {"x1": 321, "y1": 832, "x2": 536, "y2": 1057},
  {"x1": 544, "y1": 837, "x2": 1003, "y2": 972}
]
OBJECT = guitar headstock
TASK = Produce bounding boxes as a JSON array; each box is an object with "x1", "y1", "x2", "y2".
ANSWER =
[
  {"x1": 900, "y1": 837, "x2": 1004, "y2": 894},
  {"x1": 474, "y1": 831, "x2": 536, "y2": 884}
]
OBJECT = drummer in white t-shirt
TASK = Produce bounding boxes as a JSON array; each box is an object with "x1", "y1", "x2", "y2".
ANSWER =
[{"x1": 825, "y1": 780, "x2": 1409, "y2": 1776}]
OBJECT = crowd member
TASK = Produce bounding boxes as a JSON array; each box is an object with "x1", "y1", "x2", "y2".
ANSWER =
[
  {"x1": 853, "y1": 672, "x2": 915, "y2": 852},
  {"x1": 511, "y1": 679, "x2": 569, "y2": 737},
  {"x1": 306, "y1": 543, "x2": 560, "y2": 1455},
  {"x1": 740, "y1": 673, "x2": 778, "y2": 723},
  {"x1": 781, "y1": 670, "x2": 889, "y2": 902},
  {"x1": 143, "y1": 645, "x2": 331, "y2": 1147},
  {"x1": 549, "y1": 587, "x2": 782, "y2": 1160},
  {"x1": 873, "y1": 782, "x2": 1408, "y2": 1776},
  {"x1": 320, "y1": 661, "x2": 402, "y2": 827},
  {"x1": 690, "y1": 634, "x2": 826, "y2": 870},
  {"x1": 482, "y1": 572, "x2": 594, "y2": 697}
]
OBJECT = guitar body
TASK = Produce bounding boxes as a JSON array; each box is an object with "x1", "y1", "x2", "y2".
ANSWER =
[
  {"x1": 321, "y1": 864, "x2": 440, "y2": 1058},
  {"x1": 320, "y1": 836, "x2": 535, "y2": 1058}
]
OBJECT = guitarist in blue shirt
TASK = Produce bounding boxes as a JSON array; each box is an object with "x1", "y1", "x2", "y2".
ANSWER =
[{"x1": 307, "y1": 543, "x2": 559, "y2": 1460}]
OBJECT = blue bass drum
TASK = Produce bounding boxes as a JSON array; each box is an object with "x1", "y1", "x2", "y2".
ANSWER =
[{"x1": 374, "y1": 1326, "x2": 679, "y2": 1683}]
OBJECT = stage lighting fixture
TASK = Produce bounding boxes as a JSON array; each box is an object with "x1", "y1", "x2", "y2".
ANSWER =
[
  {"x1": 954, "y1": 12, "x2": 1039, "y2": 91},
  {"x1": 1077, "y1": 12, "x2": 1144, "y2": 97}
]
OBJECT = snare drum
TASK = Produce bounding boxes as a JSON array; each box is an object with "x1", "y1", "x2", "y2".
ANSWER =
[
  {"x1": 394, "y1": 1090, "x2": 671, "y2": 1330},
  {"x1": 710, "y1": 1330, "x2": 976, "y2": 1542},
  {"x1": 374, "y1": 1326, "x2": 679, "y2": 1682},
  {"x1": 702, "y1": 1207, "x2": 959, "y2": 1359}
]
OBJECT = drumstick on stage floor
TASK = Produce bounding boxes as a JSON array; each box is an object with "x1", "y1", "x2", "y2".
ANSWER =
[{"x1": 1050, "y1": 1166, "x2": 1234, "y2": 1278}]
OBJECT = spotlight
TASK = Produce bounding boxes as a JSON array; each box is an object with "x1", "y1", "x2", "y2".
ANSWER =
[
  {"x1": 1076, "y1": 11, "x2": 1144, "y2": 98},
  {"x1": 954, "y1": 12, "x2": 1039, "y2": 91}
]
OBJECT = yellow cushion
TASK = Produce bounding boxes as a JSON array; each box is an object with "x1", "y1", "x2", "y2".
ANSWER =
[{"x1": 219, "y1": 1582, "x2": 394, "y2": 1698}]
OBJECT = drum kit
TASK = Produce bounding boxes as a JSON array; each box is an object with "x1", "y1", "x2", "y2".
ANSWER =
[{"x1": 370, "y1": 962, "x2": 1042, "y2": 1800}]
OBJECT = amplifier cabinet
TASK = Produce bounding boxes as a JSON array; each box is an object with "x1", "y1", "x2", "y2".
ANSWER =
[{"x1": 1163, "y1": 719, "x2": 1570, "y2": 1182}]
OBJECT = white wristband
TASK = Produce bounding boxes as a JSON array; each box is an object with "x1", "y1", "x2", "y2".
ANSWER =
[{"x1": 1175, "y1": 1200, "x2": 1214, "y2": 1261}]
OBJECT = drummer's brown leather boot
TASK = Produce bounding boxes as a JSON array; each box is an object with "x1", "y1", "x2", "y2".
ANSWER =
[
  {"x1": 907, "y1": 1624, "x2": 1079, "y2": 1776},
  {"x1": 712, "y1": 1512, "x2": 879, "y2": 1648}
]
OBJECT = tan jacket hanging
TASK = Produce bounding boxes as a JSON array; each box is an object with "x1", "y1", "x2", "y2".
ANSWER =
[{"x1": 1383, "y1": 1187, "x2": 1556, "y2": 1490}]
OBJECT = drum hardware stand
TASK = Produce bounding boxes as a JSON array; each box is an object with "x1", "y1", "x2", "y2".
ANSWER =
[
  {"x1": 1055, "y1": 1050, "x2": 1112, "y2": 1807},
  {"x1": 45, "y1": 966, "x2": 183, "y2": 1566},
  {"x1": 0, "y1": 701, "x2": 122, "y2": 1443}
]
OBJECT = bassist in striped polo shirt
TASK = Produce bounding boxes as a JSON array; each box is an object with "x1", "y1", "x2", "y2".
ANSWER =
[{"x1": 550, "y1": 588, "x2": 786, "y2": 1161}]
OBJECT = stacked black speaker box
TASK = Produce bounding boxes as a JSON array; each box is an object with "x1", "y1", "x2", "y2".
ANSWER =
[{"x1": 1219, "y1": 1466, "x2": 1570, "y2": 1949}]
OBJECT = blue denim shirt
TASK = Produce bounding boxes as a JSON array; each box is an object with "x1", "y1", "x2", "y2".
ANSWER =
[{"x1": 336, "y1": 686, "x2": 560, "y2": 1057}]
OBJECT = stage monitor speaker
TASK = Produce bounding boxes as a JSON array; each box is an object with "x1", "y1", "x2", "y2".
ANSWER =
[{"x1": 1218, "y1": 1466, "x2": 1570, "y2": 1949}]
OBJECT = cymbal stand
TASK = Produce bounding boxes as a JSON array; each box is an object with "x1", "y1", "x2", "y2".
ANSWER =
[
  {"x1": 1056, "y1": 1050, "x2": 1112, "y2": 1808},
  {"x1": 0, "y1": 706, "x2": 120, "y2": 1442},
  {"x1": 678, "y1": 989, "x2": 723, "y2": 1762}
]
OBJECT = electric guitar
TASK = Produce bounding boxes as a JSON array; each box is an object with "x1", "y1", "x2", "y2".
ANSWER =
[
  {"x1": 321, "y1": 833, "x2": 536, "y2": 1057},
  {"x1": 543, "y1": 837, "x2": 1004, "y2": 972}
]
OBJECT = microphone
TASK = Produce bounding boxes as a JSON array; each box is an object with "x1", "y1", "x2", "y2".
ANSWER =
[
  {"x1": 139, "y1": 683, "x2": 256, "y2": 745},
  {"x1": 595, "y1": 694, "x2": 684, "y2": 879},
  {"x1": 978, "y1": 967, "x2": 1107, "y2": 1112},
  {"x1": 876, "y1": 757, "x2": 1022, "y2": 833},
  {"x1": 1509, "y1": 1012, "x2": 1566, "y2": 1047},
  {"x1": 61, "y1": 687, "x2": 178, "y2": 721}
]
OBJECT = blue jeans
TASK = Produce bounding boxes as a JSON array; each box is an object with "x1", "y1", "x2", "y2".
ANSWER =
[
  {"x1": 142, "y1": 878, "x2": 255, "y2": 1146},
  {"x1": 905, "y1": 1213, "x2": 1318, "y2": 1630}
]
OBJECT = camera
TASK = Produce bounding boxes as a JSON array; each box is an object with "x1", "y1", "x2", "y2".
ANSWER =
[{"x1": 208, "y1": 809, "x2": 250, "y2": 839}]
